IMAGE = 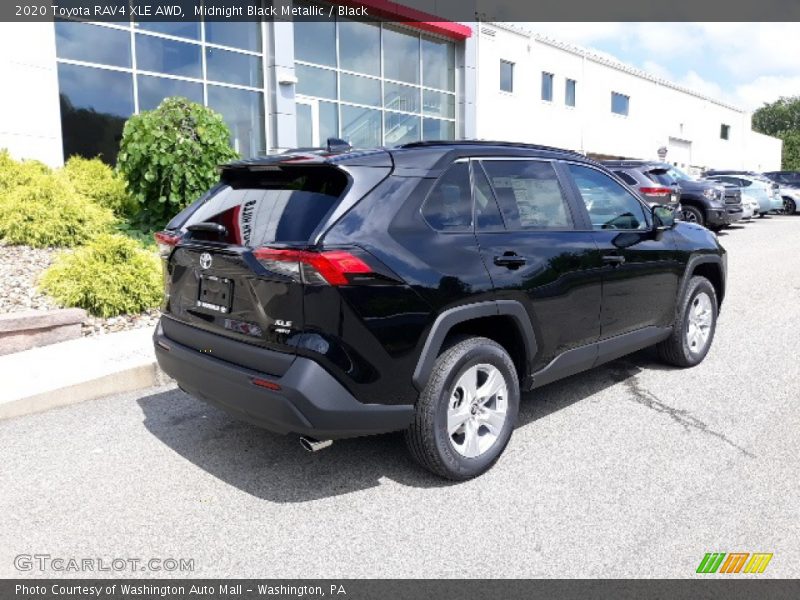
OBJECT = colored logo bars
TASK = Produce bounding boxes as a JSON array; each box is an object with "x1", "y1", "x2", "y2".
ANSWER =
[{"x1": 696, "y1": 552, "x2": 773, "y2": 574}]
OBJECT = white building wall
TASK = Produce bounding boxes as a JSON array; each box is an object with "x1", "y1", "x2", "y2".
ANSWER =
[
  {"x1": 475, "y1": 24, "x2": 782, "y2": 173},
  {"x1": 0, "y1": 23, "x2": 63, "y2": 167}
]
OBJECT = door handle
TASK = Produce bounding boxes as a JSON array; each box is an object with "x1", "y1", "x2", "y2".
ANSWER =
[
  {"x1": 602, "y1": 254, "x2": 626, "y2": 266},
  {"x1": 494, "y1": 253, "x2": 527, "y2": 269}
]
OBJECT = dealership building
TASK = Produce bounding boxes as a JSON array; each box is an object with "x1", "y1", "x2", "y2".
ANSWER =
[{"x1": 0, "y1": 6, "x2": 782, "y2": 172}]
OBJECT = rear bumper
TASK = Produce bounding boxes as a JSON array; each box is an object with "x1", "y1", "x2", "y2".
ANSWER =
[{"x1": 153, "y1": 320, "x2": 414, "y2": 439}]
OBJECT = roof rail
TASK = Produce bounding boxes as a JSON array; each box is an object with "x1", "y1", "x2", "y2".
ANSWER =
[{"x1": 398, "y1": 139, "x2": 585, "y2": 156}]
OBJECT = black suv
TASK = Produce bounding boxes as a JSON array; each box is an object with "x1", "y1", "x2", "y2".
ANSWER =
[
  {"x1": 153, "y1": 141, "x2": 726, "y2": 480},
  {"x1": 604, "y1": 160, "x2": 740, "y2": 231}
]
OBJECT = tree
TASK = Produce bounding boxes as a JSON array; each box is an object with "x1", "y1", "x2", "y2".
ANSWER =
[
  {"x1": 752, "y1": 96, "x2": 800, "y2": 170},
  {"x1": 117, "y1": 97, "x2": 239, "y2": 228}
]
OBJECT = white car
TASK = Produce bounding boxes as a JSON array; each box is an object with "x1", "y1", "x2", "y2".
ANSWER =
[
  {"x1": 777, "y1": 186, "x2": 800, "y2": 214},
  {"x1": 762, "y1": 172, "x2": 800, "y2": 214},
  {"x1": 740, "y1": 193, "x2": 759, "y2": 220},
  {"x1": 705, "y1": 174, "x2": 781, "y2": 216}
]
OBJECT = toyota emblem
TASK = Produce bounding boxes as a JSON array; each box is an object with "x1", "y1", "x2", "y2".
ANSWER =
[{"x1": 199, "y1": 253, "x2": 213, "y2": 270}]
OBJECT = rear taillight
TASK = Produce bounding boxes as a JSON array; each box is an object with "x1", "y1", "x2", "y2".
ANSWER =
[
  {"x1": 253, "y1": 248, "x2": 371, "y2": 286},
  {"x1": 639, "y1": 187, "x2": 672, "y2": 197},
  {"x1": 154, "y1": 230, "x2": 181, "y2": 258}
]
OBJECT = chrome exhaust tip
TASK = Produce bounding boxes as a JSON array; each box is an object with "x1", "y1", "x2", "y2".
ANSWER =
[{"x1": 299, "y1": 436, "x2": 333, "y2": 453}]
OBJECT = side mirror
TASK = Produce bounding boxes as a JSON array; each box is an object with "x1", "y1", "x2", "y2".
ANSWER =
[{"x1": 652, "y1": 205, "x2": 675, "y2": 230}]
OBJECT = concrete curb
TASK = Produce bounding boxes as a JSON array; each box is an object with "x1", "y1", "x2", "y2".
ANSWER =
[
  {"x1": 0, "y1": 327, "x2": 173, "y2": 421},
  {"x1": 0, "y1": 362, "x2": 171, "y2": 421}
]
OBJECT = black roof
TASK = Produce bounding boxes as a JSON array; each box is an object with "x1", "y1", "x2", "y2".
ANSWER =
[
  {"x1": 399, "y1": 140, "x2": 585, "y2": 157},
  {"x1": 222, "y1": 140, "x2": 595, "y2": 174}
]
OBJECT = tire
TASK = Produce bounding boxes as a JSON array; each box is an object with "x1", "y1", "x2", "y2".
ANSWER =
[
  {"x1": 784, "y1": 197, "x2": 796, "y2": 215},
  {"x1": 405, "y1": 337, "x2": 520, "y2": 480},
  {"x1": 658, "y1": 276, "x2": 718, "y2": 368},
  {"x1": 680, "y1": 205, "x2": 705, "y2": 226}
]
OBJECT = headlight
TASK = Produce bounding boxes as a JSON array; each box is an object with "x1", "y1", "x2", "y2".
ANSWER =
[{"x1": 703, "y1": 188, "x2": 722, "y2": 203}]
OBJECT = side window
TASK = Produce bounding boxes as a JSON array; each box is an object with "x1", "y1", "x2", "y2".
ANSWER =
[
  {"x1": 472, "y1": 163, "x2": 505, "y2": 231},
  {"x1": 567, "y1": 164, "x2": 648, "y2": 231},
  {"x1": 421, "y1": 162, "x2": 472, "y2": 232},
  {"x1": 481, "y1": 160, "x2": 573, "y2": 230}
]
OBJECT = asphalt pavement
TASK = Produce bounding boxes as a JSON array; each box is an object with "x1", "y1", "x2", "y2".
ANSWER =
[{"x1": 1, "y1": 215, "x2": 799, "y2": 578}]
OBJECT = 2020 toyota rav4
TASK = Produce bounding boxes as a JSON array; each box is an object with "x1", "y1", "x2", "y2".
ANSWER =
[{"x1": 153, "y1": 141, "x2": 726, "y2": 480}]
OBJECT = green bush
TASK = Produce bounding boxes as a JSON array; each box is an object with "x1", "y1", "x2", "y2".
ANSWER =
[
  {"x1": 0, "y1": 172, "x2": 117, "y2": 247},
  {"x1": 39, "y1": 233, "x2": 163, "y2": 317},
  {"x1": 0, "y1": 149, "x2": 51, "y2": 194},
  {"x1": 117, "y1": 97, "x2": 238, "y2": 228},
  {"x1": 61, "y1": 156, "x2": 135, "y2": 217}
]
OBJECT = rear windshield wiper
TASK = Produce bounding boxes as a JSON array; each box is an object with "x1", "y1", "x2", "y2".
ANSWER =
[{"x1": 187, "y1": 222, "x2": 228, "y2": 239}]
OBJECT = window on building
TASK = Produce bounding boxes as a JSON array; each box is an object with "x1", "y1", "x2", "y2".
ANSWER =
[
  {"x1": 423, "y1": 119, "x2": 455, "y2": 141},
  {"x1": 422, "y1": 162, "x2": 472, "y2": 232},
  {"x1": 55, "y1": 20, "x2": 266, "y2": 163},
  {"x1": 565, "y1": 78, "x2": 576, "y2": 107},
  {"x1": 720, "y1": 124, "x2": 730, "y2": 140},
  {"x1": 611, "y1": 92, "x2": 630, "y2": 116},
  {"x1": 137, "y1": 75, "x2": 202, "y2": 111},
  {"x1": 207, "y1": 86, "x2": 265, "y2": 157},
  {"x1": 55, "y1": 21, "x2": 131, "y2": 68},
  {"x1": 383, "y1": 25, "x2": 420, "y2": 84},
  {"x1": 567, "y1": 164, "x2": 647, "y2": 230},
  {"x1": 57, "y1": 63, "x2": 134, "y2": 165},
  {"x1": 294, "y1": 19, "x2": 456, "y2": 147},
  {"x1": 482, "y1": 160, "x2": 573, "y2": 229},
  {"x1": 339, "y1": 19, "x2": 380, "y2": 76},
  {"x1": 541, "y1": 72, "x2": 554, "y2": 102},
  {"x1": 500, "y1": 60, "x2": 514, "y2": 93},
  {"x1": 135, "y1": 34, "x2": 202, "y2": 79}
]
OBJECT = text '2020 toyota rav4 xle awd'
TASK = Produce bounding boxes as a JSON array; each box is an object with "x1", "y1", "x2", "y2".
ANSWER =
[{"x1": 153, "y1": 141, "x2": 726, "y2": 480}]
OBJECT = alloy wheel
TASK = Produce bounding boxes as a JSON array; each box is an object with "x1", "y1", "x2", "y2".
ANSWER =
[
  {"x1": 785, "y1": 198, "x2": 796, "y2": 215},
  {"x1": 686, "y1": 292, "x2": 713, "y2": 355},
  {"x1": 447, "y1": 364, "x2": 508, "y2": 458},
  {"x1": 681, "y1": 209, "x2": 698, "y2": 223}
]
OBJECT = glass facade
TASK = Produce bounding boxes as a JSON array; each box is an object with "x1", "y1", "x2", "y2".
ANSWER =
[
  {"x1": 55, "y1": 19, "x2": 266, "y2": 164},
  {"x1": 294, "y1": 6, "x2": 457, "y2": 146}
]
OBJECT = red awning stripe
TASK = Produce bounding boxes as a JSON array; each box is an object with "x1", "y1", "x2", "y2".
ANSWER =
[{"x1": 331, "y1": 0, "x2": 472, "y2": 40}]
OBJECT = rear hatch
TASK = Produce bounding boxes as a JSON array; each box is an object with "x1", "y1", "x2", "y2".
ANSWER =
[
  {"x1": 160, "y1": 161, "x2": 353, "y2": 355},
  {"x1": 641, "y1": 167, "x2": 681, "y2": 206}
]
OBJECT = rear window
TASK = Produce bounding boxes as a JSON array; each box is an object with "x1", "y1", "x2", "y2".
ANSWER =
[
  {"x1": 614, "y1": 171, "x2": 638, "y2": 186},
  {"x1": 182, "y1": 167, "x2": 348, "y2": 247},
  {"x1": 645, "y1": 168, "x2": 675, "y2": 186}
]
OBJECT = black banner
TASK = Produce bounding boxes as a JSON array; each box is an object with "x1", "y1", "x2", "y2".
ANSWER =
[
  {"x1": 5, "y1": 580, "x2": 800, "y2": 600},
  {"x1": 3, "y1": 0, "x2": 800, "y2": 22}
]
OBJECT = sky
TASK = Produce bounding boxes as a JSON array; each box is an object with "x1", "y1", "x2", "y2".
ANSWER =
[{"x1": 525, "y1": 23, "x2": 800, "y2": 111}]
